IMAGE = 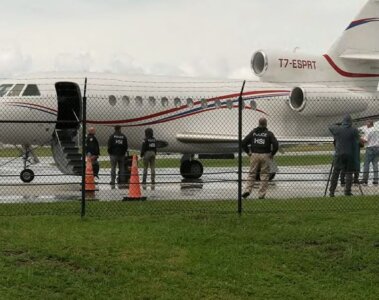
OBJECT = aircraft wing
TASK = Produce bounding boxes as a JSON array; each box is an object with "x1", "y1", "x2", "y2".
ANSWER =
[
  {"x1": 177, "y1": 114, "x2": 379, "y2": 145},
  {"x1": 176, "y1": 132, "x2": 333, "y2": 144}
]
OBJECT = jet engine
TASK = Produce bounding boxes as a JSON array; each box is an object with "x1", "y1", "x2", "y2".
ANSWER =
[
  {"x1": 251, "y1": 50, "x2": 319, "y2": 81},
  {"x1": 288, "y1": 86, "x2": 369, "y2": 116}
]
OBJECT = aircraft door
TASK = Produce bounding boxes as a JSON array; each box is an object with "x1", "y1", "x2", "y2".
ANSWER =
[{"x1": 55, "y1": 82, "x2": 82, "y2": 129}]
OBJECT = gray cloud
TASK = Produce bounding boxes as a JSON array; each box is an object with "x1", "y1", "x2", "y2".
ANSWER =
[
  {"x1": 0, "y1": 0, "x2": 369, "y2": 78},
  {"x1": 0, "y1": 44, "x2": 32, "y2": 78},
  {"x1": 54, "y1": 52, "x2": 93, "y2": 72},
  {"x1": 107, "y1": 53, "x2": 146, "y2": 74}
]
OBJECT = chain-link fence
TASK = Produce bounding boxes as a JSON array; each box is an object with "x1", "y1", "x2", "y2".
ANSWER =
[{"x1": 0, "y1": 76, "x2": 378, "y2": 216}]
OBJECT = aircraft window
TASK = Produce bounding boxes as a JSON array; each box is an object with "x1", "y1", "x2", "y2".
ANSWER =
[
  {"x1": 148, "y1": 96, "x2": 156, "y2": 106},
  {"x1": 22, "y1": 84, "x2": 41, "y2": 96},
  {"x1": 226, "y1": 99, "x2": 233, "y2": 109},
  {"x1": 8, "y1": 84, "x2": 25, "y2": 97},
  {"x1": 135, "y1": 96, "x2": 143, "y2": 106},
  {"x1": 250, "y1": 100, "x2": 257, "y2": 110},
  {"x1": 214, "y1": 99, "x2": 221, "y2": 108},
  {"x1": 109, "y1": 95, "x2": 117, "y2": 106},
  {"x1": 186, "y1": 98, "x2": 194, "y2": 108},
  {"x1": 161, "y1": 97, "x2": 169, "y2": 107},
  {"x1": 174, "y1": 97, "x2": 182, "y2": 107},
  {"x1": 122, "y1": 96, "x2": 130, "y2": 106},
  {"x1": 0, "y1": 84, "x2": 13, "y2": 97},
  {"x1": 201, "y1": 98, "x2": 207, "y2": 108}
]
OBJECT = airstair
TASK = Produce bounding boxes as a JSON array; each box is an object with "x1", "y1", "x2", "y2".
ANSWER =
[
  {"x1": 51, "y1": 129, "x2": 82, "y2": 175},
  {"x1": 52, "y1": 81, "x2": 83, "y2": 176}
]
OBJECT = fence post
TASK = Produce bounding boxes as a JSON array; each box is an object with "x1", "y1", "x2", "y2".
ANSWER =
[
  {"x1": 238, "y1": 80, "x2": 246, "y2": 215},
  {"x1": 81, "y1": 77, "x2": 88, "y2": 218}
]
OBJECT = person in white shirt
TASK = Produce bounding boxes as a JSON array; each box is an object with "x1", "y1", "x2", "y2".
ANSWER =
[{"x1": 360, "y1": 120, "x2": 379, "y2": 185}]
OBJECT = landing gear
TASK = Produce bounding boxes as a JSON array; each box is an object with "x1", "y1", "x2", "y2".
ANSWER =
[
  {"x1": 20, "y1": 169, "x2": 35, "y2": 183},
  {"x1": 180, "y1": 160, "x2": 203, "y2": 179},
  {"x1": 19, "y1": 144, "x2": 39, "y2": 183}
]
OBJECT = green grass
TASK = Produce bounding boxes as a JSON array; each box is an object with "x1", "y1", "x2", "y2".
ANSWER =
[
  {"x1": 0, "y1": 198, "x2": 378, "y2": 299},
  {"x1": 1, "y1": 196, "x2": 378, "y2": 217},
  {"x1": 0, "y1": 147, "x2": 53, "y2": 158}
]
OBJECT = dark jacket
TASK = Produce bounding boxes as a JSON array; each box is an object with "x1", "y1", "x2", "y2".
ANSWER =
[
  {"x1": 107, "y1": 132, "x2": 128, "y2": 156},
  {"x1": 86, "y1": 134, "x2": 100, "y2": 157},
  {"x1": 329, "y1": 115, "x2": 359, "y2": 156},
  {"x1": 242, "y1": 126, "x2": 279, "y2": 156},
  {"x1": 141, "y1": 138, "x2": 157, "y2": 157}
]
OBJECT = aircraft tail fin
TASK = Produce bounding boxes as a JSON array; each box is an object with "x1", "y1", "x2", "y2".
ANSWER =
[{"x1": 328, "y1": 0, "x2": 379, "y2": 61}]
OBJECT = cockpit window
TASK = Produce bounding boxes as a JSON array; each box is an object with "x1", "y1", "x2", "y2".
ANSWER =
[
  {"x1": 22, "y1": 84, "x2": 41, "y2": 96},
  {"x1": 8, "y1": 84, "x2": 25, "y2": 97},
  {"x1": 0, "y1": 84, "x2": 13, "y2": 97}
]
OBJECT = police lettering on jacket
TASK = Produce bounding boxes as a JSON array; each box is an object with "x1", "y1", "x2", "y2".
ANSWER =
[
  {"x1": 141, "y1": 137, "x2": 157, "y2": 157},
  {"x1": 242, "y1": 127, "x2": 279, "y2": 156},
  {"x1": 252, "y1": 132, "x2": 269, "y2": 147},
  {"x1": 108, "y1": 133, "x2": 128, "y2": 156}
]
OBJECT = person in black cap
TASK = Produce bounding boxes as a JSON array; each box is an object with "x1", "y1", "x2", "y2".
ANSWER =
[
  {"x1": 107, "y1": 125, "x2": 128, "y2": 189},
  {"x1": 141, "y1": 128, "x2": 157, "y2": 190},
  {"x1": 329, "y1": 114, "x2": 360, "y2": 197}
]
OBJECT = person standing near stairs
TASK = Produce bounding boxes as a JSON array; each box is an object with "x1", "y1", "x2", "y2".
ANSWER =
[
  {"x1": 107, "y1": 125, "x2": 128, "y2": 189},
  {"x1": 86, "y1": 127, "x2": 100, "y2": 178}
]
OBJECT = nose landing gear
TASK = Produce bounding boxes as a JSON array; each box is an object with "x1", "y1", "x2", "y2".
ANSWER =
[
  {"x1": 20, "y1": 169, "x2": 35, "y2": 183},
  {"x1": 19, "y1": 144, "x2": 38, "y2": 183}
]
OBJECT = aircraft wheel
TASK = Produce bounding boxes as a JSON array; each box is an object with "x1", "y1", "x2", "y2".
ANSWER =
[
  {"x1": 20, "y1": 169, "x2": 35, "y2": 183},
  {"x1": 180, "y1": 160, "x2": 203, "y2": 179}
]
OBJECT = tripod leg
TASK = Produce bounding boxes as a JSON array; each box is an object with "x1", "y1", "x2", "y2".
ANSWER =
[
  {"x1": 358, "y1": 182, "x2": 364, "y2": 196},
  {"x1": 324, "y1": 159, "x2": 334, "y2": 197}
]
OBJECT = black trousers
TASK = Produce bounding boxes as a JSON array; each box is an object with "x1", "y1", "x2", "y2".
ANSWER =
[
  {"x1": 340, "y1": 170, "x2": 359, "y2": 184},
  {"x1": 330, "y1": 154, "x2": 355, "y2": 195}
]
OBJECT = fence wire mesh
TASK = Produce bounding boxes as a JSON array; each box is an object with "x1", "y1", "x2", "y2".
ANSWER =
[{"x1": 0, "y1": 76, "x2": 378, "y2": 216}]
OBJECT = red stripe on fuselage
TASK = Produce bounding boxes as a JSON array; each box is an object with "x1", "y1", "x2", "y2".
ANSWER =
[
  {"x1": 4, "y1": 102, "x2": 58, "y2": 112},
  {"x1": 119, "y1": 106, "x2": 269, "y2": 127},
  {"x1": 87, "y1": 90, "x2": 287, "y2": 124}
]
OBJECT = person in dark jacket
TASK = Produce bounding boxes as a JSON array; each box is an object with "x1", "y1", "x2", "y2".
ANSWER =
[
  {"x1": 340, "y1": 137, "x2": 363, "y2": 186},
  {"x1": 242, "y1": 117, "x2": 279, "y2": 199},
  {"x1": 141, "y1": 128, "x2": 157, "y2": 190},
  {"x1": 329, "y1": 114, "x2": 360, "y2": 197},
  {"x1": 86, "y1": 127, "x2": 100, "y2": 178},
  {"x1": 107, "y1": 125, "x2": 128, "y2": 188}
]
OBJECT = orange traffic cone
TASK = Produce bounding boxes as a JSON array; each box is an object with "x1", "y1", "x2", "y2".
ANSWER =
[
  {"x1": 85, "y1": 156, "x2": 97, "y2": 197},
  {"x1": 123, "y1": 155, "x2": 146, "y2": 201}
]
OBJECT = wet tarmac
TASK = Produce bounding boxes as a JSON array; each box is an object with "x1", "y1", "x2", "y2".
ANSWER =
[{"x1": 0, "y1": 158, "x2": 378, "y2": 203}]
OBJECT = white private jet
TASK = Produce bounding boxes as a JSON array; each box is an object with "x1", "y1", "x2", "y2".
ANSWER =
[{"x1": 1, "y1": 0, "x2": 379, "y2": 182}]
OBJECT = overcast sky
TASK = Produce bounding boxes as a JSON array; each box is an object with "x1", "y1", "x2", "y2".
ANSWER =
[{"x1": 0, "y1": 0, "x2": 367, "y2": 78}]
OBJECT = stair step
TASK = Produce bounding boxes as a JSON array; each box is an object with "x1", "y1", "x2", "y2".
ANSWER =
[
  {"x1": 68, "y1": 160, "x2": 82, "y2": 167},
  {"x1": 56, "y1": 129, "x2": 77, "y2": 136},
  {"x1": 73, "y1": 166, "x2": 83, "y2": 175},
  {"x1": 61, "y1": 141, "x2": 76, "y2": 148},
  {"x1": 57, "y1": 135, "x2": 75, "y2": 142},
  {"x1": 63, "y1": 147, "x2": 80, "y2": 154},
  {"x1": 66, "y1": 153, "x2": 82, "y2": 160}
]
